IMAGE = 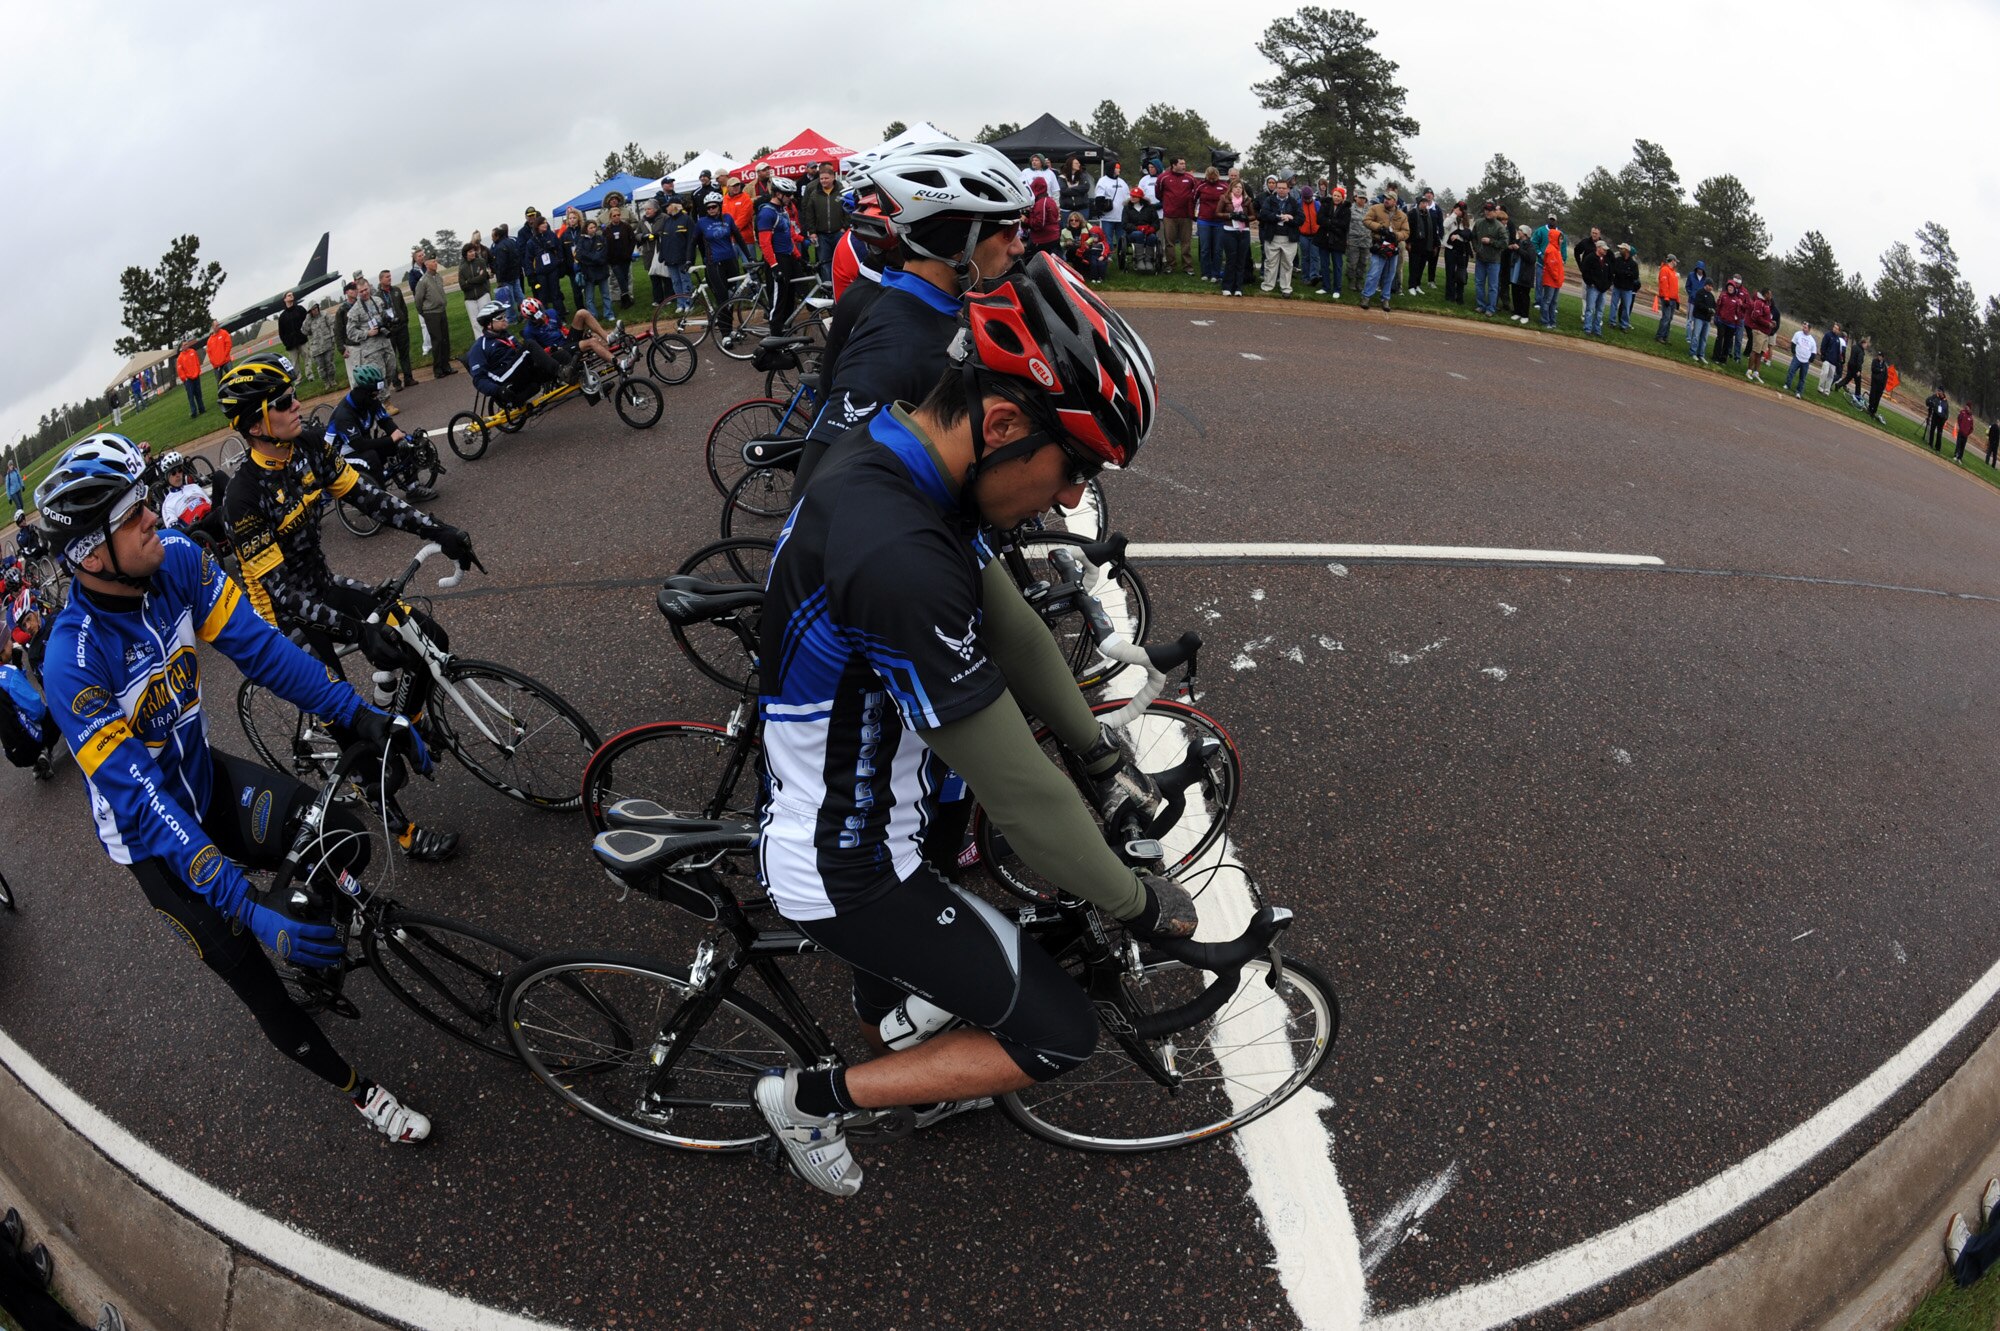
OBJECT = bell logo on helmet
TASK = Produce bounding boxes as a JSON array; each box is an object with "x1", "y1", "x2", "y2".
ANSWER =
[{"x1": 1027, "y1": 357, "x2": 1056, "y2": 389}]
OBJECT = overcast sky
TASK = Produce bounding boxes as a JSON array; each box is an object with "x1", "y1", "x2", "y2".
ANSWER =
[{"x1": 6, "y1": 0, "x2": 1997, "y2": 449}]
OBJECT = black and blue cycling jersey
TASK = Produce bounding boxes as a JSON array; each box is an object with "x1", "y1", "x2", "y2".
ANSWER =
[
  {"x1": 803, "y1": 268, "x2": 961, "y2": 450},
  {"x1": 757, "y1": 408, "x2": 1000, "y2": 921},
  {"x1": 322, "y1": 393, "x2": 395, "y2": 455},
  {"x1": 40, "y1": 531, "x2": 360, "y2": 902}
]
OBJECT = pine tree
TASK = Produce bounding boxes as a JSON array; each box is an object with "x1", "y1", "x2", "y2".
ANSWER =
[
  {"x1": 115, "y1": 235, "x2": 227, "y2": 357},
  {"x1": 1619, "y1": 139, "x2": 1683, "y2": 263},
  {"x1": 1129, "y1": 105, "x2": 1228, "y2": 170},
  {"x1": 1688, "y1": 175, "x2": 1770, "y2": 286},
  {"x1": 881, "y1": 120, "x2": 907, "y2": 142},
  {"x1": 1250, "y1": 7, "x2": 1416, "y2": 184},
  {"x1": 1871, "y1": 241, "x2": 1923, "y2": 366},
  {"x1": 1524, "y1": 181, "x2": 1570, "y2": 223},
  {"x1": 1086, "y1": 100, "x2": 1132, "y2": 167},
  {"x1": 1472, "y1": 154, "x2": 1528, "y2": 217},
  {"x1": 1780, "y1": 232, "x2": 1845, "y2": 327}
]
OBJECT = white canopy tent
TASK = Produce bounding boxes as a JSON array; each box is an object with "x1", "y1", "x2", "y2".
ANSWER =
[
  {"x1": 632, "y1": 151, "x2": 745, "y2": 204},
  {"x1": 866, "y1": 120, "x2": 953, "y2": 156}
]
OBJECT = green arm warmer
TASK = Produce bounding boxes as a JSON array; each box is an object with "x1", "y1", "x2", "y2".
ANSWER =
[
  {"x1": 924, "y1": 694, "x2": 1147, "y2": 921},
  {"x1": 978, "y1": 558, "x2": 1103, "y2": 758}
]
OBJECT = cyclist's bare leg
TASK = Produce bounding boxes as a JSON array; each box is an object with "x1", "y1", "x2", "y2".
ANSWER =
[
  {"x1": 840, "y1": 1029, "x2": 1035, "y2": 1108},
  {"x1": 569, "y1": 310, "x2": 609, "y2": 340},
  {"x1": 576, "y1": 337, "x2": 615, "y2": 365}
]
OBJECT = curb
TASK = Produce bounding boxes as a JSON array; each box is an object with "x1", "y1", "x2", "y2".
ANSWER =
[{"x1": 1593, "y1": 1008, "x2": 2000, "y2": 1330}]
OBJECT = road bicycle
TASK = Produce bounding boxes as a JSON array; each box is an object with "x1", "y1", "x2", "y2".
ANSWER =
[
  {"x1": 237, "y1": 544, "x2": 601, "y2": 810},
  {"x1": 266, "y1": 739, "x2": 545, "y2": 1060},
  {"x1": 704, "y1": 380, "x2": 821, "y2": 503},
  {"x1": 446, "y1": 341, "x2": 662, "y2": 460},
  {"x1": 653, "y1": 264, "x2": 830, "y2": 355},
  {"x1": 649, "y1": 264, "x2": 761, "y2": 348},
  {"x1": 508, "y1": 614, "x2": 1328, "y2": 1155},
  {"x1": 331, "y1": 429, "x2": 446, "y2": 539}
]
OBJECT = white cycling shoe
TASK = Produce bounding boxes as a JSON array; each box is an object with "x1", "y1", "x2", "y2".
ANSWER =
[
  {"x1": 755, "y1": 1069, "x2": 861, "y2": 1197},
  {"x1": 355, "y1": 1084, "x2": 431, "y2": 1144},
  {"x1": 911, "y1": 1098, "x2": 993, "y2": 1129}
]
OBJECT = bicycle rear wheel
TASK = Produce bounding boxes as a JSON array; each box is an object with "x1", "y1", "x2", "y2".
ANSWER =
[
  {"x1": 505, "y1": 952, "x2": 811, "y2": 1150},
  {"x1": 581, "y1": 721, "x2": 763, "y2": 834},
  {"x1": 974, "y1": 698, "x2": 1238, "y2": 905},
  {"x1": 646, "y1": 333, "x2": 699, "y2": 386},
  {"x1": 1009, "y1": 531, "x2": 1150, "y2": 689},
  {"x1": 762, "y1": 345, "x2": 823, "y2": 401},
  {"x1": 363, "y1": 908, "x2": 535, "y2": 1061},
  {"x1": 705, "y1": 398, "x2": 797, "y2": 499},
  {"x1": 1000, "y1": 955, "x2": 1337, "y2": 1153},
  {"x1": 435, "y1": 659, "x2": 600, "y2": 809},
  {"x1": 337, "y1": 500, "x2": 383, "y2": 538},
  {"x1": 653, "y1": 295, "x2": 712, "y2": 347},
  {"x1": 677, "y1": 536, "x2": 775, "y2": 587}
]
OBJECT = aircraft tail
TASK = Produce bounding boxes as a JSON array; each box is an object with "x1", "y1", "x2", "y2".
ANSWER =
[{"x1": 298, "y1": 233, "x2": 330, "y2": 285}]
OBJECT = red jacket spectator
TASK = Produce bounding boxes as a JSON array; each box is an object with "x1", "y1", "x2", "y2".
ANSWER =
[
  {"x1": 1026, "y1": 178, "x2": 1062, "y2": 248},
  {"x1": 1958, "y1": 404, "x2": 1976, "y2": 441},
  {"x1": 1195, "y1": 178, "x2": 1227, "y2": 222},
  {"x1": 176, "y1": 344, "x2": 202, "y2": 382},
  {"x1": 1157, "y1": 166, "x2": 1198, "y2": 220},
  {"x1": 206, "y1": 325, "x2": 233, "y2": 371},
  {"x1": 1746, "y1": 294, "x2": 1776, "y2": 335},
  {"x1": 1716, "y1": 283, "x2": 1748, "y2": 327}
]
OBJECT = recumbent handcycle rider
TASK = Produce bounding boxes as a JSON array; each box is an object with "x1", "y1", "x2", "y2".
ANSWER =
[
  {"x1": 750, "y1": 253, "x2": 1195, "y2": 1197},
  {"x1": 34, "y1": 432, "x2": 437, "y2": 1142},
  {"x1": 322, "y1": 364, "x2": 439, "y2": 502},
  {"x1": 465, "y1": 300, "x2": 567, "y2": 410},
  {"x1": 219, "y1": 352, "x2": 477, "y2": 862}
]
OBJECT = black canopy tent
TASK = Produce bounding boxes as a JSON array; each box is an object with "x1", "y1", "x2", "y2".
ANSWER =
[{"x1": 987, "y1": 114, "x2": 1106, "y2": 165}]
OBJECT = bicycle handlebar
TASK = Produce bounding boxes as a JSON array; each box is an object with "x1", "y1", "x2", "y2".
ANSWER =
[
  {"x1": 1129, "y1": 905, "x2": 1294, "y2": 1040},
  {"x1": 269, "y1": 742, "x2": 387, "y2": 903},
  {"x1": 1044, "y1": 542, "x2": 1201, "y2": 730},
  {"x1": 372, "y1": 542, "x2": 470, "y2": 603}
]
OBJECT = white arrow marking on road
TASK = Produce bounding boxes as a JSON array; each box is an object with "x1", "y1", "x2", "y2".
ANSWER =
[
  {"x1": 1448, "y1": 372, "x2": 1470, "y2": 381},
  {"x1": 1242, "y1": 352, "x2": 1266, "y2": 360},
  {"x1": 1191, "y1": 319, "x2": 1215, "y2": 326}
]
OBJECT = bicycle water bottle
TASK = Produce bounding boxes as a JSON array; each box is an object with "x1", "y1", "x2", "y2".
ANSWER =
[
  {"x1": 371, "y1": 669, "x2": 396, "y2": 708},
  {"x1": 880, "y1": 995, "x2": 958, "y2": 1051}
]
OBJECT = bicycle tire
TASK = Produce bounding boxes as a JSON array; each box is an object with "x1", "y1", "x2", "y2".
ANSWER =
[
  {"x1": 185, "y1": 454, "x2": 218, "y2": 483},
  {"x1": 363, "y1": 907, "x2": 535, "y2": 1061},
  {"x1": 705, "y1": 399, "x2": 798, "y2": 499},
  {"x1": 999, "y1": 955, "x2": 1337, "y2": 1153},
  {"x1": 715, "y1": 298, "x2": 770, "y2": 360},
  {"x1": 646, "y1": 333, "x2": 699, "y2": 386},
  {"x1": 613, "y1": 376, "x2": 664, "y2": 429},
  {"x1": 581, "y1": 720, "x2": 765, "y2": 834},
  {"x1": 677, "y1": 536, "x2": 775, "y2": 587},
  {"x1": 433, "y1": 659, "x2": 600, "y2": 809},
  {"x1": 219, "y1": 437, "x2": 248, "y2": 474},
  {"x1": 409, "y1": 438, "x2": 443, "y2": 489},
  {"x1": 974, "y1": 698, "x2": 1239, "y2": 905},
  {"x1": 652, "y1": 296, "x2": 712, "y2": 347},
  {"x1": 1008, "y1": 532, "x2": 1150, "y2": 689},
  {"x1": 337, "y1": 500, "x2": 383, "y2": 538},
  {"x1": 1037, "y1": 475, "x2": 1109, "y2": 541},
  {"x1": 446, "y1": 411, "x2": 488, "y2": 460},
  {"x1": 723, "y1": 462, "x2": 795, "y2": 519},
  {"x1": 236, "y1": 680, "x2": 340, "y2": 782},
  {"x1": 505, "y1": 952, "x2": 812, "y2": 1151}
]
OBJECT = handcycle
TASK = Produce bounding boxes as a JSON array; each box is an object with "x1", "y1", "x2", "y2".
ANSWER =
[
  {"x1": 330, "y1": 429, "x2": 446, "y2": 538},
  {"x1": 508, "y1": 595, "x2": 1327, "y2": 1155},
  {"x1": 265, "y1": 738, "x2": 542, "y2": 1060},
  {"x1": 237, "y1": 544, "x2": 601, "y2": 810},
  {"x1": 446, "y1": 342, "x2": 663, "y2": 461}
]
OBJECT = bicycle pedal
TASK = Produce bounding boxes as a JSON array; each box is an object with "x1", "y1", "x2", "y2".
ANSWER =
[{"x1": 859, "y1": 1106, "x2": 917, "y2": 1141}]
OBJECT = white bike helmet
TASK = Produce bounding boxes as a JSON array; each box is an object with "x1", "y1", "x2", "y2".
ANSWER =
[
  {"x1": 770, "y1": 176, "x2": 798, "y2": 196},
  {"x1": 476, "y1": 300, "x2": 508, "y2": 327},
  {"x1": 847, "y1": 142, "x2": 1031, "y2": 269}
]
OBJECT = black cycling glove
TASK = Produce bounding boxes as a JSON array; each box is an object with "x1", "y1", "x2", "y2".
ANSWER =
[
  {"x1": 358, "y1": 621, "x2": 411, "y2": 671},
  {"x1": 434, "y1": 525, "x2": 479, "y2": 571}
]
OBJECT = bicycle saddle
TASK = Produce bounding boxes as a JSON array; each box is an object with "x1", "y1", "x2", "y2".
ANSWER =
[
  {"x1": 593, "y1": 825, "x2": 756, "y2": 879},
  {"x1": 758, "y1": 334, "x2": 810, "y2": 352},
  {"x1": 657, "y1": 575, "x2": 762, "y2": 626},
  {"x1": 602, "y1": 800, "x2": 744, "y2": 836}
]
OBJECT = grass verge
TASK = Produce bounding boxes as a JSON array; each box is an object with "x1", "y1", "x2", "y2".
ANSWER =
[{"x1": 1899, "y1": 1260, "x2": 2000, "y2": 1330}]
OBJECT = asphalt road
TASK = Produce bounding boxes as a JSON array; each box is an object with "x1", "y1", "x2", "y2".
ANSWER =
[{"x1": 5, "y1": 304, "x2": 2000, "y2": 1330}]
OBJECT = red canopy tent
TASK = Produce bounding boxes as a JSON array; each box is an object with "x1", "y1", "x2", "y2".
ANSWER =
[{"x1": 742, "y1": 128, "x2": 857, "y2": 179}]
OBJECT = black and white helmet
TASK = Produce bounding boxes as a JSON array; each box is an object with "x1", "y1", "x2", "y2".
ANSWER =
[
  {"x1": 770, "y1": 176, "x2": 798, "y2": 196},
  {"x1": 475, "y1": 300, "x2": 509, "y2": 327},
  {"x1": 846, "y1": 142, "x2": 1031, "y2": 267}
]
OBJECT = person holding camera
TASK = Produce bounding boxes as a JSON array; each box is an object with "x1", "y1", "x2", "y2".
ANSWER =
[{"x1": 1360, "y1": 185, "x2": 1410, "y2": 311}]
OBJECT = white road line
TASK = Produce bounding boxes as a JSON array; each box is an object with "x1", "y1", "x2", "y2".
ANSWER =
[
  {"x1": 1125, "y1": 543, "x2": 1663, "y2": 567},
  {"x1": 1363, "y1": 944, "x2": 2000, "y2": 1330},
  {"x1": 1191, "y1": 319, "x2": 1215, "y2": 326},
  {"x1": 1374, "y1": 335, "x2": 1394, "y2": 342},
  {"x1": 1242, "y1": 353, "x2": 1267, "y2": 360},
  {"x1": 1447, "y1": 372, "x2": 1470, "y2": 381},
  {"x1": 1362, "y1": 1161, "x2": 1461, "y2": 1274},
  {"x1": 0, "y1": 1026, "x2": 560, "y2": 1331}
]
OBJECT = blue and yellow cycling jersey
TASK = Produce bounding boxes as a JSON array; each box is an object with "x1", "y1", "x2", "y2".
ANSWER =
[{"x1": 41, "y1": 532, "x2": 360, "y2": 894}]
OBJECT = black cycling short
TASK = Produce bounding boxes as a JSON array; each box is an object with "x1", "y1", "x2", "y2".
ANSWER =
[
  {"x1": 795, "y1": 865, "x2": 1097, "y2": 1081},
  {"x1": 127, "y1": 749, "x2": 371, "y2": 1089}
]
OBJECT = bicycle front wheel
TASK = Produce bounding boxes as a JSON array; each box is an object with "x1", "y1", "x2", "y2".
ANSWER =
[
  {"x1": 435, "y1": 659, "x2": 600, "y2": 809},
  {"x1": 237, "y1": 681, "x2": 339, "y2": 782},
  {"x1": 613, "y1": 376, "x2": 663, "y2": 429},
  {"x1": 1000, "y1": 955, "x2": 1337, "y2": 1153},
  {"x1": 446, "y1": 411, "x2": 488, "y2": 460},
  {"x1": 505, "y1": 952, "x2": 812, "y2": 1150},
  {"x1": 647, "y1": 333, "x2": 698, "y2": 386},
  {"x1": 363, "y1": 908, "x2": 534, "y2": 1061},
  {"x1": 716, "y1": 297, "x2": 770, "y2": 359},
  {"x1": 337, "y1": 500, "x2": 383, "y2": 538},
  {"x1": 653, "y1": 296, "x2": 711, "y2": 347},
  {"x1": 582, "y1": 721, "x2": 763, "y2": 834},
  {"x1": 975, "y1": 698, "x2": 1238, "y2": 905}
]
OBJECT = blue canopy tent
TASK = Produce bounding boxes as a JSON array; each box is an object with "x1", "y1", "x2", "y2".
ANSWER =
[{"x1": 553, "y1": 172, "x2": 654, "y2": 216}]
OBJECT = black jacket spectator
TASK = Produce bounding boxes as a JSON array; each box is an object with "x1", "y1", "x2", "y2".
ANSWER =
[
  {"x1": 1578, "y1": 246, "x2": 1612, "y2": 292},
  {"x1": 490, "y1": 232, "x2": 522, "y2": 285},
  {"x1": 1317, "y1": 199, "x2": 1351, "y2": 250},
  {"x1": 1058, "y1": 168, "x2": 1092, "y2": 219},
  {"x1": 1258, "y1": 192, "x2": 1303, "y2": 241},
  {"x1": 1692, "y1": 285, "x2": 1717, "y2": 320},
  {"x1": 1609, "y1": 254, "x2": 1641, "y2": 292},
  {"x1": 576, "y1": 231, "x2": 609, "y2": 283},
  {"x1": 604, "y1": 217, "x2": 637, "y2": 268},
  {"x1": 276, "y1": 302, "x2": 309, "y2": 355},
  {"x1": 1407, "y1": 204, "x2": 1438, "y2": 251}
]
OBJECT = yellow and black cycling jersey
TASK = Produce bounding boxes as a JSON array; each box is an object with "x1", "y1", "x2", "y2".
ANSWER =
[{"x1": 221, "y1": 430, "x2": 443, "y2": 641}]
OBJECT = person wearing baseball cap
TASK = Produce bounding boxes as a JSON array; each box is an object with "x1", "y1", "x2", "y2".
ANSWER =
[{"x1": 1473, "y1": 200, "x2": 1508, "y2": 315}]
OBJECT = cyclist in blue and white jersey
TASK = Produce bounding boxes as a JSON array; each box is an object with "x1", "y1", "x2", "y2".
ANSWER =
[
  {"x1": 34, "y1": 433, "x2": 436, "y2": 1142},
  {"x1": 752, "y1": 255, "x2": 1194, "y2": 1197}
]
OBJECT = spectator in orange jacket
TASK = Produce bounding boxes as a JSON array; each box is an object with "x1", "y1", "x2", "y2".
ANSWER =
[
  {"x1": 205, "y1": 321, "x2": 233, "y2": 387},
  {"x1": 176, "y1": 342, "x2": 205, "y2": 418},
  {"x1": 721, "y1": 176, "x2": 756, "y2": 263},
  {"x1": 1654, "y1": 255, "x2": 1681, "y2": 344}
]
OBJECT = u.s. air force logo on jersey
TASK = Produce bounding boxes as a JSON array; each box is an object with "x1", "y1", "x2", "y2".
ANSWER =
[{"x1": 934, "y1": 617, "x2": 979, "y2": 661}]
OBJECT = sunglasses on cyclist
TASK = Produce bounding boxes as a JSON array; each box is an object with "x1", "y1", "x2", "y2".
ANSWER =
[
  {"x1": 1055, "y1": 443, "x2": 1103, "y2": 489},
  {"x1": 271, "y1": 393, "x2": 297, "y2": 412}
]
